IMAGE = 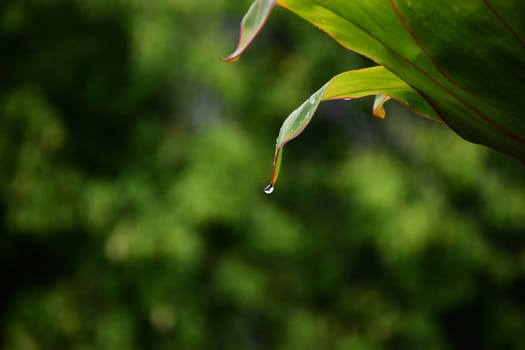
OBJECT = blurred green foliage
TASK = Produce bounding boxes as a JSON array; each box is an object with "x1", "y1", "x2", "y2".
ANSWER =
[{"x1": 1, "y1": 1, "x2": 525, "y2": 349}]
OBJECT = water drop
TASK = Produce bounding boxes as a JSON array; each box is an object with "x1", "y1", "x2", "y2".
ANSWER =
[
  {"x1": 263, "y1": 184, "x2": 274, "y2": 194},
  {"x1": 308, "y1": 96, "x2": 316, "y2": 104}
]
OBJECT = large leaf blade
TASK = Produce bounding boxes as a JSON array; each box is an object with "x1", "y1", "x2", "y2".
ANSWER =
[{"x1": 276, "y1": 0, "x2": 525, "y2": 162}]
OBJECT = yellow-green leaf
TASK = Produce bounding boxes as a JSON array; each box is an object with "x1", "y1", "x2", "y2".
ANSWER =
[{"x1": 266, "y1": 66, "x2": 439, "y2": 191}]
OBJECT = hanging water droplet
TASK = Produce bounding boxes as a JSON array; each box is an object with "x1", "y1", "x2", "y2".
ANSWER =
[
  {"x1": 308, "y1": 96, "x2": 316, "y2": 104},
  {"x1": 263, "y1": 184, "x2": 274, "y2": 194}
]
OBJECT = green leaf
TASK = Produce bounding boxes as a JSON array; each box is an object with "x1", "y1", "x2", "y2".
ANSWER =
[
  {"x1": 265, "y1": 66, "x2": 439, "y2": 190},
  {"x1": 224, "y1": 0, "x2": 275, "y2": 62},
  {"x1": 226, "y1": 0, "x2": 525, "y2": 191},
  {"x1": 275, "y1": 0, "x2": 525, "y2": 162}
]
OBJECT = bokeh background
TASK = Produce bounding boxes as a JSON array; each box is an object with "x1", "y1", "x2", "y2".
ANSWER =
[{"x1": 1, "y1": 1, "x2": 525, "y2": 349}]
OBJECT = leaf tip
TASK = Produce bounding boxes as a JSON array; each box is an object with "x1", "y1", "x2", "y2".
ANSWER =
[
  {"x1": 222, "y1": 53, "x2": 241, "y2": 63},
  {"x1": 223, "y1": 0, "x2": 275, "y2": 63},
  {"x1": 265, "y1": 147, "x2": 283, "y2": 193},
  {"x1": 373, "y1": 95, "x2": 391, "y2": 119}
]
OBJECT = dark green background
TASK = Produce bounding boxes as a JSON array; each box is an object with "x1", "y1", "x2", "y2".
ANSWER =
[{"x1": 1, "y1": 1, "x2": 524, "y2": 349}]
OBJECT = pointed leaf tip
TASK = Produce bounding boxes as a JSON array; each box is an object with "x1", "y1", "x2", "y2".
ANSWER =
[
  {"x1": 267, "y1": 147, "x2": 283, "y2": 190},
  {"x1": 224, "y1": 0, "x2": 276, "y2": 62},
  {"x1": 373, "y1": 95, "x2": 391, "y2": 119}
]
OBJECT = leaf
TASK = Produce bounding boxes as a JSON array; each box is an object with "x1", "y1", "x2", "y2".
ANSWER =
[
  {"x1": 265, "y1": 66, "x2": 439, "y2": 190},
  {"x1": 276, "y1": 0, "x2": 525, "y2": 162},
  {"x1": 226, "y1": 0, "x2": 525, "y2": 191},
  {"x1": 224, "y1": 0, "x2": 276, "y2": 62}
]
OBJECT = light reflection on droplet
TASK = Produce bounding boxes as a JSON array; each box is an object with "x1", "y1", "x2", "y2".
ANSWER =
[
  {"x1": 263, "y1": 184, "x2": 274, "y2": 194},
  {"x1": 308, "y1": 96, "x2": 315, "y2": 104}
]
